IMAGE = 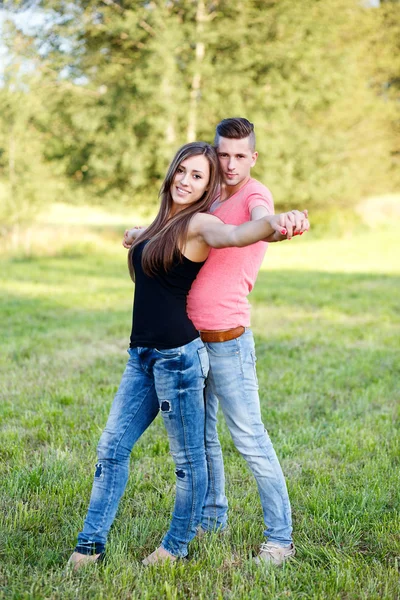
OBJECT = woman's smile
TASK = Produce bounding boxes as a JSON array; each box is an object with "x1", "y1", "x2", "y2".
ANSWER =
[{"x1": 170, "y1": 154, "x2": 210, "y2": 212}]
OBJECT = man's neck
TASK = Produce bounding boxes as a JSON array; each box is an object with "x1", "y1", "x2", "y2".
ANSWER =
[{"x1": 220, "y1": 176, "x2": 251, "y2": 201}]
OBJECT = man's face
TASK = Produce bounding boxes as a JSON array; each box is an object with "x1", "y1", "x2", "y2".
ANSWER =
[{"x1": 216, "y1": 136, "x2": 258, "y2": 188}]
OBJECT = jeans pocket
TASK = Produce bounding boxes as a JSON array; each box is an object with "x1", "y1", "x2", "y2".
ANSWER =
[
  {"x1": 250, "y1": 350, "x2": 259, "y2": 387},
  {"x1": 197, "y1": 346, "x2": 210, "y2": 378},
  {"x1": 155, "y1": 348, "x2": 181, "y2": 358}
]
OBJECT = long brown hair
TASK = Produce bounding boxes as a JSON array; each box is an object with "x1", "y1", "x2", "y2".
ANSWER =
[{"x1": 128, "y1": 142, "x2": 221, "y2": 280}]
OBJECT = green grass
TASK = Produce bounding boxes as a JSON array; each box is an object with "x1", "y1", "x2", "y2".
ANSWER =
[{"x1": 0, "y1": 227, "x2": 399, "y2": 599}]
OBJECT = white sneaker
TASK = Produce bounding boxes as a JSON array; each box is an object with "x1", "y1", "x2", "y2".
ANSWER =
[{"x1": 255, "y1": 541, "x2": 296, "y2": 566}]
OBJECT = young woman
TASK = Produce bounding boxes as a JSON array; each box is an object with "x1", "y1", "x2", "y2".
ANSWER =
[{"x1": 68, "y1": 142, "x2": 308, "y2": 569}]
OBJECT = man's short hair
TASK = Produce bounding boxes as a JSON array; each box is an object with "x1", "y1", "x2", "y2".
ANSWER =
[{"x1": 214, "y1": 118, "x2": 256, "y2": 151}]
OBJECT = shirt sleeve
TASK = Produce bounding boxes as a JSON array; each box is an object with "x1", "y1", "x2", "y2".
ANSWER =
[{"x1": 247, "y1": 188, "x2": 274, "y2": 215}]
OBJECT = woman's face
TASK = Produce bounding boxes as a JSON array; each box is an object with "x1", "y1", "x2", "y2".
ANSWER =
[{"x1": 170, "y1": 154, "x2": 210, "y2": 214}]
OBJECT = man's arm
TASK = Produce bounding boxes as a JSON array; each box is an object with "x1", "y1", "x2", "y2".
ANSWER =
[
  {"x1": 122, "y1": 226, "x2": 148, "y2": 248},
  {"x1": 251, "y1": 205, "x2": 309, "y2": 242}
]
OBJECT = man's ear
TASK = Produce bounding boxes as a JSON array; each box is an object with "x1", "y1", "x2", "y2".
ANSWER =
[{"x1": 250, "y1": 151, "x2": 258, "y2": 167}]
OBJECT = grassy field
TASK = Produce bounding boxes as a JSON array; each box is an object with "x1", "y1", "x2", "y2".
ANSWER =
[{"x1": 0, "y1": 225, "x2": 399, "y2": 599}]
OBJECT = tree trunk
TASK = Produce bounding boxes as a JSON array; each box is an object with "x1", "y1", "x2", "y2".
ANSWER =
[
  {"x1": 187, "y1": 0, "x2": 206, "y2": 142},
  {"x1": 9, "y1": 126, "x2": 16, "y2": 196},
  {"x1": 162, "y1": 69, "x2": 176, "y2": 145}
]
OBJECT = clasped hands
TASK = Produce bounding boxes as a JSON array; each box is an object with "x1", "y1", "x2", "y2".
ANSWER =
[{"x1": 268, "y1": 210, "x2": 309, "y2": 241}]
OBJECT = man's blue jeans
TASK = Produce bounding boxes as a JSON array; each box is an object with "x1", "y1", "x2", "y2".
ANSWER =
[
  {"x1": 201, "y1": 329, "x2": 293, "y2": 546},
  {"x1": 75, "y1": 338, "x2": 209, "y2": 558}
]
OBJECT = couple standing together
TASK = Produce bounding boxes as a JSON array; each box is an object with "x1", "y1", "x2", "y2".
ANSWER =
[{"x1": 69, "y1": 118, "x2": 310, "y2": 570}]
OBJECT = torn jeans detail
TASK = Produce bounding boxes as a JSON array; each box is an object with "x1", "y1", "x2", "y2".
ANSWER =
[{"x1": 75, "y1": 337, "x2": 209, "y2": 558}]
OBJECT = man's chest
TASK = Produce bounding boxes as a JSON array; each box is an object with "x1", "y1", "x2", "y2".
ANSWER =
[{"x1": 211, "y1": 197, "x2": 249, "y2": 226}]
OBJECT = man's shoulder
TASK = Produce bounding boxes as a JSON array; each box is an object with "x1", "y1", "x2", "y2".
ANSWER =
[
  {"x1": 245, "y1": 177, "x2": 273, "y2": 199},
  {"x1": 237, "y1": 178, "x2": 274, "y2": 214}
]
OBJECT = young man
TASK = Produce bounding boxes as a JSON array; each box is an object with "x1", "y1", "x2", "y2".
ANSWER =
[
  {"x1": 186, "y1": 118, "x2": 298, "y2": 565},
  {"x1": 124, "y1": 119, "x2": 308, "y2": 565}
]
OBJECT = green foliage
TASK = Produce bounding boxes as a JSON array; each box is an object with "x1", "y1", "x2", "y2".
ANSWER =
[
  {"x1": 1, "y1": 230, "x2": 399, "y2": 597},
  {"x1": 0, "y1": 0, "x2": 399, "y2": 221},
  {"x1": 0, "y1": 24, "x2": 66, "y2": 231}
]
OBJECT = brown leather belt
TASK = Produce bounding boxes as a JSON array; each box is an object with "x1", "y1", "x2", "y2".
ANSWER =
[{"x1": 199, "y1": 326, "x2": 245, "y2": 343}]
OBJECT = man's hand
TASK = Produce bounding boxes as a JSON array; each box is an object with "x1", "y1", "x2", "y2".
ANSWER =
[
  {"x1": 122, "y1": 226, "x2": 145, "y2": 249},
  {"x1": 263, "y1": 230, "x2": 289, "y2": 243}
]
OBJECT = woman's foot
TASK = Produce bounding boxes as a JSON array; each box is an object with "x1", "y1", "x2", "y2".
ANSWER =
[
  {"x1": 67, "y1": 551, "x2": 102, "y2": 571},
  {"x1": 142, "y1": 546, "x2": 177, "y2": 566}
]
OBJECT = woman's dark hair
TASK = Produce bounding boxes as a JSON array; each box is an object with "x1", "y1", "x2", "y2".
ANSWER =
[{"x1": 128, "y1": 141, "x2": 221, "y2": 280}]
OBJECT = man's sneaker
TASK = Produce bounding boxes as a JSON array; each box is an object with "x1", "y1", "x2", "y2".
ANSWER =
[{"x1": 255, "y1": 542, "x2": 295, "y2": 566}]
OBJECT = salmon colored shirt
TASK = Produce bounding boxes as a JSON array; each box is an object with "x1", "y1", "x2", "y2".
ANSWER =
[{"x1": 187, "y1": 178, "x2": 274, "y2": 331}]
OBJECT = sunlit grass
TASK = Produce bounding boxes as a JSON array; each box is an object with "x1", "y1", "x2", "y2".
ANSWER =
[
  {"x1": 37, "y1": 201, "x2": 152, "y2": 227},
  {"x1": 0, "y1": 222, "x2": 399, "y2": 599},
  {"x1": 265, "y1": 228, "x2": 400, "y2": 274}
]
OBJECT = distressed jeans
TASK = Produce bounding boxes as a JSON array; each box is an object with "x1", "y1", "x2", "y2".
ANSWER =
[
  {"x1": 75, "y1": 337, "x2": 209, "y2": 558},
  {"x1": 201, "y1": 329, "x2": 293, "y2": 546}
]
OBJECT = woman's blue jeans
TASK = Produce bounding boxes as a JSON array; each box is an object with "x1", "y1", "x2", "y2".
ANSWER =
[{"x1": 75, "y1": 337, "x2": 209, "y2": 558}]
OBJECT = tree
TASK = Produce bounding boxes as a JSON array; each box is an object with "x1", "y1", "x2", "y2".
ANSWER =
[
  {"x1": 2, "y1": 0, "x2": 399, "y2": 219},
  {"x1": 0, "y1": 21, "x2": 63, "y2": 232}
]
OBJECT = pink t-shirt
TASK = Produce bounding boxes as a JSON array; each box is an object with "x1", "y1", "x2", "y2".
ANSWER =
[{"x1": 187, "y1": 178, "x2": 274, "y2": 330}]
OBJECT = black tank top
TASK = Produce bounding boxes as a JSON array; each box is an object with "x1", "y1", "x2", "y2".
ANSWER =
[{"x1": 130, "y1": 240, "x2": 205, "y2": 349}]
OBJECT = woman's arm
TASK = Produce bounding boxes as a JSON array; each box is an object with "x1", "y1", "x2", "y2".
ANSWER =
[
  {"x1": 190, "y1": 210, "x2": 309, "y2": 250},
  {"x1": 251, "y1": 206, "x2": 309, "y2": 243}
]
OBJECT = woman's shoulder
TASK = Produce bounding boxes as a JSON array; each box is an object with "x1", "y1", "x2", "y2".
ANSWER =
[{"x1": 189, "y1": 211, "x2": 223, "y2": 233}]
